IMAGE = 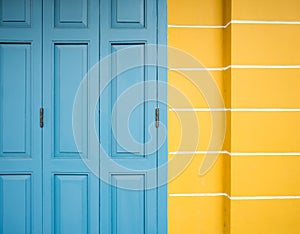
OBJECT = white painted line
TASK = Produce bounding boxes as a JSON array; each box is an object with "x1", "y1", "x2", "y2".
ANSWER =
[
  {"x1": 169, "y1": 108, "x2": 300, "y2": 112},
  {"x1": 231, "y1": 108, "x2": 300, "y2": 112},
  {"x1": 231, "y1": 196, "x2": 300, "y2": 200},
  {"x1": 224, "y1": 21, "x2": 231, "y2": 28},
  {"x1": 230, "y1": 152, "x2": 300, "y2": 156},
  {"x1": 169, "y1": 67, "x2": 226, "y2": 71},
  {"x1": 168, "y1": 25, "x2": 224, "y2": 29},
  {"x1": 168, "y1": 20, "x2": 300, "y2": 29},
  {"x1": 169, "y1": 151, "x2": 227, "y2": 155},
  {"x1": 169, "y1": 65, "x2": 300, "y2": 71},
  {"x1": 169, "y1": 193, "x2": 300, "y2": 200},
  {"x1": 231, "y1": 65, "x2": 300, "y2": 69},
  {"x1": 169, "y1": 193, "x2": 229, "y2": 198},
  {"x1": 169, "y1": 108, "x2": 226, "y2": 112},
  {"x1": 231, "y1": 20, "x2": 300, "y2": 25},
  {"x1": 169, "y1": 151, "x2": 300, "y2": 156}
]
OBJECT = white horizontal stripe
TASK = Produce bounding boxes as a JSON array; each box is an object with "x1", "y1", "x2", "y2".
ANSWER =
[
  {"x1": 170, "y1": 65, "x2": 300, "y2": 71},
  {"x1": 169, "y1": 108, "x2": 300, "y2": 112},
  {"x1": 232, "y1": 20, "x2": 300, "y2": 25},
  {"x1": 169, "y1": 108, "x2": 226, "y2": 112},
  {"x1": 231, "y1": 108, "x2": 300, "y2": 112},
  {"x1": 231, "y1": 196, "x2": 300, "y2": 200},
  {"x1": 169, "y1": 151, "x2": 227, "y2": 155},
  {"x1": 168, "y1": 24, "x2": 224, "y2": 29},
  {"x1": 169, "y1": 193, "x2": 300, "y2": 200},
  {"x1": 169, "y1": 67, "x2": 226, "y2": 71},
  {"x1": 231, "y1": 65, "x2": 300, "y2": 69},
  {"x1": 169, "y1": 193, "x2": 229, "y2": 198},
  {"x1": 169, "y1": 151, "x2": 300, "y2": 156},
  {"x1": 230, "y1": 152, "x2": 300, "y2": 156},
  {"x1": 168, "y1": 20, "x2": 300, "y2": 29}
]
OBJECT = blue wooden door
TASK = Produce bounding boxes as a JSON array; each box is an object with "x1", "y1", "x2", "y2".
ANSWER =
[
  {"x1": 0, "y1": 0, "x2": 43, "y2": 233},
  {"x1": 99, "y1": 0, "x2": 167, "y2": 233},
  {"x1": 0, "y1": 0, "x2": 167, "y2": 233},
  {"x1": 42, "y1": 0, "x2": 100, "y2": 233}
]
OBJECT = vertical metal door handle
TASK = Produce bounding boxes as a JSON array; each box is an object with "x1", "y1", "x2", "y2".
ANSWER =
[
  {"x1": 40, "y1": 107, "x2": 44, "y2": 128},
  {"x1": 155, "y1": 107, "x2": 159, "y2": 128}
]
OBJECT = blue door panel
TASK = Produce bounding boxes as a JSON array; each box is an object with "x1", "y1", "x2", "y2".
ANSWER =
[
  {"x1": 111, "y1": 43, "x2": 146, "y2": 157},
  {"x1": 0, "y1": 0, "x2": 31, "y2": 27},
  {"x1": 54, "y1": 0, "x2": 88, "y2": 28},
  {"x1": 0, "y1": 175, "x2": 31, "y2": 234},
  {"x1": 111, "y1": 174, "x2": 145, "y2": 234},
  {"x1": 0, "y1": 0, "x2": 42, "y2": 233},
  {"x1": 54, "y1": 43, "x2": 88, "y2": 158},
  {"x1": 100, "y1": 0, "x2": 160, "y2": 233},
  {"x1": 0, "y1": 44, "x2": 31, "y2": 155},
  {"x1": 43, "y1": 0, "x2": 99, "y2": 233},
  {"x1": 54, "y1": 174, "x2": 88, "y2": 234},
  {"x1": 111, "y1": 0, "x2": 145, "y2": 28}
]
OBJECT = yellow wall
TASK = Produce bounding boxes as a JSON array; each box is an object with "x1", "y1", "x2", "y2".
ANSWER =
[{"x1": 168, "y1": 0, "x2": 300, "y2": 233}]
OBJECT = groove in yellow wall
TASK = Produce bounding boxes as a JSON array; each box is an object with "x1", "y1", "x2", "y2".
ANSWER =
[
  {"x1": 223, "y1": 68, "x2": 231, "y2": 108},
  {"x1": 223, "y1": 0, "x2": 232, "y2": 25},
  {"x1": 223, "y1": 25, "x2": 232, "y2": 67}
]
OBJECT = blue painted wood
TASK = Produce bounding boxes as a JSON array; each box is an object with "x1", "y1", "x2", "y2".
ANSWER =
[
  {"x1": 112, "y1": 0, "x2": 145, "y2": 28},
  {"x1": 0, "y1": 44, "x2": 30, "y2": 154},
  {"x1": 54, "y1": 0, "x2": 88, "y2": 27},
  {"x1": 0, "y1": 0, "x2": 31, "y2": 26},
  {"x1": 42, "y1": 0, "x2": 99, "y2": 233},
  {"x1": 111, "y1": 43, "x2": 146, "y2": 157},
  {"x1": 54, "y1": 175, "x2": 88, "y2": 234},
  {"x1": 0, "y1": 0, "x2": 43, "y2": 233},
  {"x1": 0, "y1": 175, "x2": 31, "y2": 234},
  {"x1": 100, "y1": 0, "x2": 167, "y2": 233},
  {"x1": 111, "y1": 174, "x2": 146, "y2": 234},
  {"x1": 54, "y1": 43, "x2": 88, "y2": 157}
]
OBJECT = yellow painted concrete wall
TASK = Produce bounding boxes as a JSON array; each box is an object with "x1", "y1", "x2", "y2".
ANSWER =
[{"x1": 168, "y1": 0, "x2": 300, "y2": 233}]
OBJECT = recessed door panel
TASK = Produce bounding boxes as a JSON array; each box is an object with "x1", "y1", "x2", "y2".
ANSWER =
[
  {"x1": 111, "y1": 174, "x2": 146, "y2": 234},
  {"x1": 111, "y1": 0, "x2": 145, "y2": 28},
  {"x1": 0, "y1": 175, "x2": 31, "y2": 234},
  {"x1": 54, "y1": 43, "x2": 88, "y2": 158},
  {"x1": 54, "y1": 0, "x2": 88, "y2": 28},
  {"x1": 0, "y1": 0, "x2": 31, "y2": 26},
  {"x1": 54, "y1": 174, "x2": 88, "y2": 234},
  {"x1": 0, "y1": 44, "x2": 31, "y2": 156},
  {"x1": 111, "y1": 43, "x2": 146, "y2": 157}
]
